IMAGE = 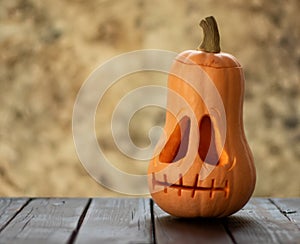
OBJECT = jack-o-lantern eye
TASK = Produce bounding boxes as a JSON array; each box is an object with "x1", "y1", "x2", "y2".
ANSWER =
[
  {"x1": 159, "y1": 116, "x2": 190, "y2": 163},
  {"x1": 198, "y1": 115, "x2": 219, "y2": 166}
]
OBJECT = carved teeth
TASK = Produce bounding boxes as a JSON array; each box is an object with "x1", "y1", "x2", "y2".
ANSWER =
[
  {"x1": 151, "y1": 173, "x2": 230, "y2": 199},
  {"x1": 163, "y1": 174, "x2": 168, "y2": 193},
  {"x1": 191, "y1": 174, "x2": 199, "y2": 198},
  {"x1": 178, "y1": 174, "x2": 183, "y2": 196},
  {"x1": 224, "y1": 180, "x2": 229, "y2": 198},
  {"x1": 210, "y1": 179, "x2": 215, "y2": 199}
]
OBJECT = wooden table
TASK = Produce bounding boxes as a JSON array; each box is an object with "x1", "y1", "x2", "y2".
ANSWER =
[{"x1": 0, "y1": 198, "x2": 299, "y2": 243}]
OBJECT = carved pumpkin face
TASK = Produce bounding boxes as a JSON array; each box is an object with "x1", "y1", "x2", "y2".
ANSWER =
[{"x1": 148, "y1": 49, "x2": 256, "y2": 218}]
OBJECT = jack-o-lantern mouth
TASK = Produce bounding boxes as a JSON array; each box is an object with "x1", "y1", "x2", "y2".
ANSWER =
[{"x1": 151, "y1": 173, "x2": 229, "y2": 199}]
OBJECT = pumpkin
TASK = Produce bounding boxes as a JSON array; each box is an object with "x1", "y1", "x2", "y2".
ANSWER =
[{"x1": 148, "y1": 16, "x2": 256, "y2": 217}]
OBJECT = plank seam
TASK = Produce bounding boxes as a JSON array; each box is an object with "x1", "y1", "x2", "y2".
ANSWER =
[
  {"x1": 221, "y1": 218, "x2": 237, "y2": 244},
  {"x1": 150, "y1": 199, "x2": 157, "y2": 244},
  {"x1": 0, "y1": 198, "x2": 32, "y2": 233},
  {"x1": 268, "y1": 198, "x2": 300, "y2": 231},
  {"x1": 67, "y1": 198, "x2": 92, "y2": 244}
]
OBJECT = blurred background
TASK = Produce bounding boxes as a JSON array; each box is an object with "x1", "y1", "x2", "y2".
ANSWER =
[{"x1": 0, "y1": 0, "x2": 299, "y2": 197}]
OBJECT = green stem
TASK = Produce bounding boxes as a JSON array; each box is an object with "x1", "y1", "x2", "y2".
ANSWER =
[{"x1": 197, "y1": 16, "x2": 221, "y2": 53}]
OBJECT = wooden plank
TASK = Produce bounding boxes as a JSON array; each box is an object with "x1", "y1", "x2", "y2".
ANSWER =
[
  {"x1": 0, "y1": 198, "x2": 29, "y2": 230},
  {"x1": 153, "y1": 202, "x2": 233, "y2": 244},
  {"x1": 0, "y1": 198, "x2": 89, "y2": 244},
  {"x1": 224, "y1": 198, "x2": 300, "y2": 243},
  {"x1": 75, "y1": 198, "x2": 152, "y2": 244},
  {"x1": 270, "y1": 198, "x2": 300, "y2": 229}
]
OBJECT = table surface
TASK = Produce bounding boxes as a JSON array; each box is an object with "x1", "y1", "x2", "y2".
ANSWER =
[{"x1": 0, "y1": 197, "x2": 298, "y2": 243}]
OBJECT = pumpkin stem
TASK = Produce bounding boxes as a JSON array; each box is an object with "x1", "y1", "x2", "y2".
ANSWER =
[{"x1": 197, "y1": 16, "x2": 221, "y2": 53}]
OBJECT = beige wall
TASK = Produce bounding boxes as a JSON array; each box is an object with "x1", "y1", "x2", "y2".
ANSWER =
[{"x1": 0, "y1": 0, "x2": 299, "y2": 197}]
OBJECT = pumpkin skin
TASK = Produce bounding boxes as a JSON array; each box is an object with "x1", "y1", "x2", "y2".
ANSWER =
[{"x1": 148, "y1": 17, "x2": 256, "y2": 218}]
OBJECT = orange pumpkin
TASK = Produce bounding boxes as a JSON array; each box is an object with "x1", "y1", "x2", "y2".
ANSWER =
[{"x1": 148, "y1": 16, "x2": 256, "y2": 217}]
